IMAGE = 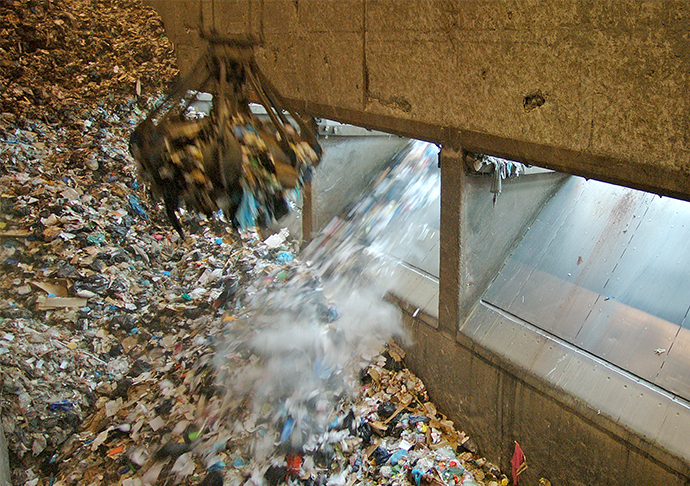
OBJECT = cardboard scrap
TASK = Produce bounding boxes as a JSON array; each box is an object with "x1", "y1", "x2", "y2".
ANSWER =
[
  {"x1": 0, "y1": 229, "x2": 32, "y2": 237},
  {"x1": 29, "y1": 281, "x2": 69, "y2": 297},
  {"x1": 36, "y1": 296, "x2": 87, "y2": 309}
]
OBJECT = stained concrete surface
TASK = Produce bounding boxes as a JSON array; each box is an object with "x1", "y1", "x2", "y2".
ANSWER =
[
  {"x1": 148, "y1": 0, "x2": 690, "y2": 203},
  {"x1": 0, "y1": 419, "x2": 9, "y2": 486}
]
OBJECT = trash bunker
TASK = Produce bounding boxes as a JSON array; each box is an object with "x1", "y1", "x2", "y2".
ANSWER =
[
  {"x1": 145, "y1": 1, "x2": 690, "y2": 484},
  {"x1": 2, "y1": 2, "x2": 690, "y2": 486}
]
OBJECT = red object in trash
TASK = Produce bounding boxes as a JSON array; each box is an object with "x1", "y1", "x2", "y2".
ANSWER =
[
  {"x1": 286, "y1": 453, "x2": 302, "y2": 476},
  {"x1": 510, "y1": 441, "x2": 528, "y2": 485}
]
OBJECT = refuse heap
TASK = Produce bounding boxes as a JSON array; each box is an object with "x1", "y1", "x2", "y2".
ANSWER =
[
  {"x1": 1, "y1": 111, "x2": 508, "y2": 485},
  {"x1": 0, "y1": 0, "x2": 177, "y2": 125},
  {"x1": 1, "y1": 1, "x2": 510, "y2": 485},
  {"x1": 0, "y1": 94, "x2": 291, "y2": 485},
  {"x1": 46, "y1": 135, "x2": 509, "y2": 486}
]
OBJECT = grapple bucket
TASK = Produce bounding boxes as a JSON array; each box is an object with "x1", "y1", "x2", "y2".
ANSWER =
[{"x1": 129, "y1": 37, "x2": 322, "y2": 237}]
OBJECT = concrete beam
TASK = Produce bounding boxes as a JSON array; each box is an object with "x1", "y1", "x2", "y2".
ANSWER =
[{"x1": 148, "y1": 0, "x2": 690, "y2": 203}]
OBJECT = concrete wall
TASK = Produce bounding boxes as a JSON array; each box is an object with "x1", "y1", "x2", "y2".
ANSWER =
[
  {"x1": 147, "y1": 0, "x2": 690, "y2": 202},
  {"x1": 0, "y1": 414, "x2": 9, "y2": 486}
]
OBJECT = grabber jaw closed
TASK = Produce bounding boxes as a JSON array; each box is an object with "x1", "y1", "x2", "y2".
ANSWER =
[{"x1": 129, "y1": 35, "x2": 323, "y2": 236}]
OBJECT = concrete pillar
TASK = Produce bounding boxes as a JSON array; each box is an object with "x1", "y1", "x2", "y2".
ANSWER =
[
  {"x1": 438, "y1": 146, "x2": 468, "y2": 336},
  {"x1": 302, "y1": 181, "x2": 314, "y2": 243},
  {"x1": 438, "y1": 146, "x2": 569, "y2": 337},
  {"x1": 0, "y1": 418, "x2": 10, "y2": 486}
]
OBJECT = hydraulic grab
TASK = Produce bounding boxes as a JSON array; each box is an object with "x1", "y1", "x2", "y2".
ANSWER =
[{"x1": 129, "y1": 36, "x2": 322, "y2": 237}]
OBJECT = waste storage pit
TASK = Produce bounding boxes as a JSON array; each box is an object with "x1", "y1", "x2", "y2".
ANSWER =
[{"x1": 0, "y1": 2, "x2": 512, "y2": 485}]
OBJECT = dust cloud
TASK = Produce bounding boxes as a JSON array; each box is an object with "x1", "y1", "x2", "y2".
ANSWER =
[{"x1": 213, "y1": 141, "x2": 439, "y2": 464}]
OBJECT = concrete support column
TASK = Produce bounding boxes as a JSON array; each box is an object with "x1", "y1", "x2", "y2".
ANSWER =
[
  {"x1": 302, "y1": 181, "x2": 314, "y2": 244},
  {"x1": 0, "y1": 416, "x2": 10, "y2": 486},
  {"x1": 438, "y1": 146, "x2": 468, "y2": 337},
  {"x1": 438, "y1": 146, "x2": 568, "y2": 337}
]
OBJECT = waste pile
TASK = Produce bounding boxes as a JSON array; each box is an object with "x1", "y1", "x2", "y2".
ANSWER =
[
  {"x1": 1, "y1": 1, "x2": 510, "y2": 485},
  {"x1": 46, "y1": 139, "x2": 508, "y2": 486},
  {"x1": 192, "y1": 140, "x2": 509, "y2": 486},
  {"x1": 1, "y1": 106, "x2": 508, "y2": 486},
  {"x1": 0, "y1": 94, "x2": 273, "y2": 485},
  {"x1": 0, "y1": 0, "x2": 177, "y2": 125}
]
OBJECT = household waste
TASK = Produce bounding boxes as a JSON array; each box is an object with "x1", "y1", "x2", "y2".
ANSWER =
[
  {"x1": 1, "y1": 110, "x2": 508, "y2": 486},
  {"x1": 0, "y1": 1, "x2": 509, "y2": 485},
  {"x1": 194, "y1": 141, "x2": 510, "y2": 486}
]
